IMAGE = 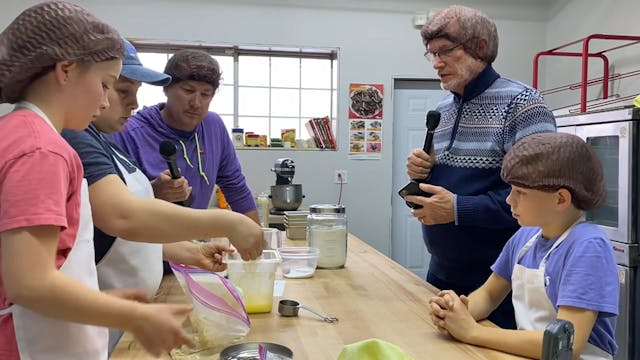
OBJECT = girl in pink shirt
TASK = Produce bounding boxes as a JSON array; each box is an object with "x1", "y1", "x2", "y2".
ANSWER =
[{"x1": 0, "y1": 2, "x2": 194, "y2": 359}]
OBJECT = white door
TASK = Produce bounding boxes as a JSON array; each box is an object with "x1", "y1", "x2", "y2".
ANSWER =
[{"x1": 391, "y1": 79, "x2": 447, "y2": 279}]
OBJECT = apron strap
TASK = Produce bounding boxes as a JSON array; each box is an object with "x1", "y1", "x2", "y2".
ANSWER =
[
  {"x1": 540, "y1": 219, "x2": 583, "y2": 272},
  {"x1": 0, "y1": 305, "x2": 15, "y2": 316},
  {"x1": 516, "y1": 231, "x2": 541, "y2": 262},
  {"x1": 516, "y1": 218, "x2": 583, "y2": 268}
]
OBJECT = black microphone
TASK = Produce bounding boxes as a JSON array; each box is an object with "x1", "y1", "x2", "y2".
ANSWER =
[
  {"x1": 397, "y1": 110, "x2": 441, "y2": 209},
  {"x1": 419, "y1": 110, "x2": 440, "y2": 177},
  {"x1": 159, "y1": 140, "x2": 193, "y2": 207},
  {"x1": 159, "y1": 140, "x2": 181, "y2": 180}
]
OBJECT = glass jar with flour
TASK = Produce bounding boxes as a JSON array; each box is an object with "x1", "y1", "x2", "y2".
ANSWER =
[{"x1": 307, "y1": 204, "x2": 347, "y2": 269}]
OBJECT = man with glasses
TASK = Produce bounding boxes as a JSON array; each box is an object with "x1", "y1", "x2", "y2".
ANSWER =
[{"x1": 404, "y1": 5, "x2": 556, "y2": 329}]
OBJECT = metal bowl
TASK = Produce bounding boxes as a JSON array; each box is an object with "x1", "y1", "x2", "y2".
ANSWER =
[
  {"x1": 270, "y1": 184, "x2": 304, "y2": 211},
  {"x1": 220, "y1": 342, "x2": 293, "y2": 359}
]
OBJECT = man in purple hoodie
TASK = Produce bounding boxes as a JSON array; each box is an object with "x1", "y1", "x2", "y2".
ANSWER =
[{"x1": 111, "y1": 50, "x2": 259, "y2": 223}]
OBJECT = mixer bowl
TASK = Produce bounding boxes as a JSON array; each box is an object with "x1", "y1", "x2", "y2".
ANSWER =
[{"x1": 270, "y1": 184, "x2": 303, "y2": 211}]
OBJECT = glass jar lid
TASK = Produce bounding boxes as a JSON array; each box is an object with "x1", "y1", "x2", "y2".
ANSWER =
[{"x1": 309, "y1": 204, "x2": 345, "y2": 214}]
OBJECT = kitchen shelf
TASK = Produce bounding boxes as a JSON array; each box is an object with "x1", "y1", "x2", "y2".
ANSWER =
[
  {"x1": 533, "y1": 33, "x2": 640, "y2": 113},
  {"x1": 235, "y1": 146, "x2": 337, "y2": 151}
]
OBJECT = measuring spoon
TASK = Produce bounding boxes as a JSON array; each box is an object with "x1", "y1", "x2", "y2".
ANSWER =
[{"x1": 278, "y1": 299, "x2": 338, "y2": 323}]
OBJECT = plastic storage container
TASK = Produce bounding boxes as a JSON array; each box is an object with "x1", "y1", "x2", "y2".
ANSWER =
[
  {"x1": 307, "y1": 204, "x2": 347, "y2": 269},
  {"x1": 225, "y1": 250, "x2": 281, "y2": 313},
  {"x1": 277, "y1": 247, "x2": 320, "y2": 278}
]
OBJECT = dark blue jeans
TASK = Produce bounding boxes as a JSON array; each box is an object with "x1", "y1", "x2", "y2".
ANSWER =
[{"x1": 427, "y1": 271, "x2": 516, "y2": 330}]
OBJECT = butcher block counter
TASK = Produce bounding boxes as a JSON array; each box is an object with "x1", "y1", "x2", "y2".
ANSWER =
[{"x1": 111, "y1": 234, "x2": 527, "y2": 360}]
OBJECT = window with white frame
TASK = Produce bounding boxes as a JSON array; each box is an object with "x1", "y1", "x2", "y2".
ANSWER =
[{"x1": 133, "y1": 41, "x2": 338, "y2": 148}]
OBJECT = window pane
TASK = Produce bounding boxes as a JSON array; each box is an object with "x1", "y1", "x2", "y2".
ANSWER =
[
  {"x1": 135, "y1": 53, "x2": 171, "y2": 111},
  {"x1": 137, "y1": 52, "x2": 171, "y2": 73},
  {"x1": 301, "y1": 89, "x2": 331, "y2": 118},
  {"x1": 299, "y1": 119, "x2": 312, "y2": 139},
  {"x1": 238, "y1": 87, "x2": 269, "y2": 116},
  {"x1": 271, "y1": 57, "x2": 300, "y2": 88},
  {"x1": 271, "y1": 88, "x2": 299, "y2": 117},
  {"x1": 332, "y1": 59, "x2": 337, "y2": 89},
  {"x1": 215, "y1": 56, "x2": 234, "y2": 85},
  {"x1": 238, "y1": 117, "x2": 270, "y2": 138},
  {"x1": 136, "y1": 84, "x2": 166, "y2": 109},
  {"x1": 239, "y1": 56, "x2": 269, "y2": 86},
  {"x1": 301, "y1": 59, "x2": 331, "y2": 89},
  {"x1": 211, "y1": 84, "x2": 234, "y2": 115},
  {"x1": 332, "y1": 90, "x2": 337, "y2": 118},
  {"x1": 271, "y1": 117, "x2": 300, "y2": 140},
  {"x1": 219, "y1": 114, "x2": 234, "y2": 133}
]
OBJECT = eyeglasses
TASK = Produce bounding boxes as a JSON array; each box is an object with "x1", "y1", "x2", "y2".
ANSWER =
[{"x1": 423, "y1": 43, "x2": 463, "y2": 62}]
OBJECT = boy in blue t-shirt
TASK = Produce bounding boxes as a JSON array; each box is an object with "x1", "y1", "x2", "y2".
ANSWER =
[{"x1": 428, "y1": 132, "x2": 618, "y2": 359}]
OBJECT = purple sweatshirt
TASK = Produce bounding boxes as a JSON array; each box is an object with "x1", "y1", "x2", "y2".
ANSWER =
[{"x1": 110, "y1": 103, "x2": 256, "y2": 213}]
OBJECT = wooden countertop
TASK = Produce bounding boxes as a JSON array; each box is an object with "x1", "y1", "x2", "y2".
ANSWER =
[{"x1": 111, "y1": 234, "x2": 528, "y2": 360}]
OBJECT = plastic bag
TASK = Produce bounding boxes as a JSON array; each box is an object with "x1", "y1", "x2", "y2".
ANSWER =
[{"x1": 170, "y1": 262, "x2": 250, "y2": 355}]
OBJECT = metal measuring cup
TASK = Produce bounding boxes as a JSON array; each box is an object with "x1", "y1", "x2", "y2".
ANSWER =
[{"x1": 278, "y1": 299, "x2": 338, "y2": 323}]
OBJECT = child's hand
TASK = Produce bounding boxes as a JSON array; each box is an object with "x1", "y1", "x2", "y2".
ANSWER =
[
  {"x1": 165, "y1": 242, "x2": 234, "y2": 272},
  {"x1": 460, "y1": 294, "x2": 470, "y2": 309},
  {"x1": 428, "y1": 295, "x2": 449, "y2": 335},
  {"x1": 128, "y1": 303, "x2": 195, "y2": 357},
  {"x1": 227, "y1": 216, "x2": 263, "y2": 260},
  {"x1": 196, "y1": 242, "x2": 235, "y2": 272},
  {"x1": 437, "y1": 290, "x2": 478, "y2": 343}
]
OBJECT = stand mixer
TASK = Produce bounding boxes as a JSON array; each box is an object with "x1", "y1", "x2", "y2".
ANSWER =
[{"x1": 269, "y1": 158, "x2": 304, "y2": 214}]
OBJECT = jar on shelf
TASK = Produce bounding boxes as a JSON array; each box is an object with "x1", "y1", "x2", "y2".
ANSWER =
[
  {"x1": 307, "y1": 204, "x2": 347, "y2": 269},
  {"x1": 231, "y1": 128, "x2": 244, "y2": 147}
]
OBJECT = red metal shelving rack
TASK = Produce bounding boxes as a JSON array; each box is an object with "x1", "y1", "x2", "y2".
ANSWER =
[{"x1": 533, "y1": 34, "x2": 640, "y2": 113}]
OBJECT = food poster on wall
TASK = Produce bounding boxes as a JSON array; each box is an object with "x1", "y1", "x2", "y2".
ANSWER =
[{"x1": 348, "y1": 83, "x2": 383, "y2": 159}]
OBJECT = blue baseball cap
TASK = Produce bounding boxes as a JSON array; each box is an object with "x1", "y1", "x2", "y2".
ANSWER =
[{"x1": 121, "y1": 39, "x2": 171, "y2": 86}]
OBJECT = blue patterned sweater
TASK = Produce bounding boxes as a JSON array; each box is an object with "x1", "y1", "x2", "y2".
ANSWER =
[{"x1": 423, "y1": 65, "x2": 556, "y2": 286}]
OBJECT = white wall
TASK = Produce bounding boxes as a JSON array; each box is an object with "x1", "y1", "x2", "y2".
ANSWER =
[
  {"x1": 542, "y1": 0, "x2": 640, "y2": 111},
  {"x1": 0, "y1": 0, "x2": 547, "y2": 255}
]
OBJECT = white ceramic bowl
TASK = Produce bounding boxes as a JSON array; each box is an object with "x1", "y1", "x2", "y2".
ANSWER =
[{"x1": 277, "y1": 247, "x2": 320, "y2": 279}]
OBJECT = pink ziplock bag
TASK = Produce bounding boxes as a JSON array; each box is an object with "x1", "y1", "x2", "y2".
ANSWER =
[{"x1": 170, "y1": 262, "x2": 250, "y2": 351}]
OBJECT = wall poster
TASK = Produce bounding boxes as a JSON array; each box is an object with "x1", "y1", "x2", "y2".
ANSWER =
[{"x1": 348, "y1": 83, "x2": 384, "y2": 159}]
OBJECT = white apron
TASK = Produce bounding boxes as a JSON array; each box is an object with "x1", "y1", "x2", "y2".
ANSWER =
[
  {"x1": 0, "y1": 102, "x2": 108, "y2": 359},
  {"x1": 96, "y1": 146, "x2": 163, "y2": 352},
  {"x1": 512, "y1": 223, "x2": 612, "y2": 360}
]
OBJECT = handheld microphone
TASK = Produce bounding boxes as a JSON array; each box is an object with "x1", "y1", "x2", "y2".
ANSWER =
[
  {"x1": 159, "y1": 140, "x2": 181, "y2": 180},
  {"x1": 159, "y1": 140, "x2": 193, "y2": 207},
  {"x1": 397, "y1": 110, "x2": 441, "y2": 209},
  {"x1": 418, "y1": 110, "x2": 440, "y2": 177}
]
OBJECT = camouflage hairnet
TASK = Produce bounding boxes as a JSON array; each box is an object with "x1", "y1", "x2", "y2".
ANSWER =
[
  {"x1": 164, "y1": 49, "x2": 221, "y2": 90},
  {"x1": 0, "y1": 1, "x2": 124, "y2": 103}
]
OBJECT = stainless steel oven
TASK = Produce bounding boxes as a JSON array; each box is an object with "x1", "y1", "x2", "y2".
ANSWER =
[{"x1": 556, "y1": 106, "x2": 640, "y2": 360}]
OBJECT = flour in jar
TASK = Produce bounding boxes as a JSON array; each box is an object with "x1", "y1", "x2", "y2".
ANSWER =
[{"x1": 309, "y1": 226, "x2": 347, "y2": 268}]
